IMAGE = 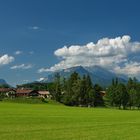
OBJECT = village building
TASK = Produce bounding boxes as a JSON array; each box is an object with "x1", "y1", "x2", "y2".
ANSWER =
[
  {"x1": 16, "y1": 89, "x2": 39, "y2": 97},
  {"x1": 99, "y1": 91, "x2": 106, "y2": 97},
  {"x1": 0, "y1": 88, "x2": 16, "y2": 97},
  {"x1": 38, "y1": 91, "x2": 51, "y2": 98},
  {"x1": 0, "y1": 88, "x2": 51, "y2": 99}
]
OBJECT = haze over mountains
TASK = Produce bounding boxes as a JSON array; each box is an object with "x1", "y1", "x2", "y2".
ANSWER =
[
  {"x1": 0, "y1": 65, "x2": 130, "y2": 87},
  {"x1": 40, "y1": 65, "x2": 128, "y2": 87},
  {"x1": 0, "y1": 65, "x2": 131, "y2": 87}
]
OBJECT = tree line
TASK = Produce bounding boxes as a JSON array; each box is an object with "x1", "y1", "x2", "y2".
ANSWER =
[
  {"x1": 51, "y1": 72, "x2": 104, "y2": 107},
  {"x1": 106, "y1": 77, "x2": 140, "y2": 109},
  {"x1": 1, "y1": 72, "x2": 140, "y2": 110},
  {"x1": 50, "y1": 72, "x2": 140, "y2": 109}
]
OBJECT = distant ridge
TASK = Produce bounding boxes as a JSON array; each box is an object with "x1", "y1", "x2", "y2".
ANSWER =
[{"x1": 40, "y1": 66, "x2": 128, "y2": 87}]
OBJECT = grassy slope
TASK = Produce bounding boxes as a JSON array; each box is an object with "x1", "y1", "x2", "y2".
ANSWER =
[{"x1": 0, "y1": 102, "x2": 140, "y2": 140}]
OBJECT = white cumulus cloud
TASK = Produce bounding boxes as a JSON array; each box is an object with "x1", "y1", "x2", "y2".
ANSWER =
[
  {"x1": 37, "y1": 77, "x2": 45, "y2": 82},
  {"x1": 38, "y1": 35, "x2": 140, "y2": 77},
  {"x1": 0, "y1": 54, "x2": 14, "y2": 66},
  {"x1": 114, "y1": 62, "x2": 140, "y2": 76}
]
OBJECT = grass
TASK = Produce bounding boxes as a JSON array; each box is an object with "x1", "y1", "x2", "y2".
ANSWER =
[
  {"x1": 0, "y1": 101, "x2": 140, "y2": 140},
  {"x1": 2, "y1": 97, "x2": 46, "y2": 104}
]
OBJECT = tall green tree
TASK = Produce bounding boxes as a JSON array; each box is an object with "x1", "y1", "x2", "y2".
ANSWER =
[
  {"x1": 94, "y1": 84, "x2": 104, "y2": 106},
  {"x1": 53, "y1": 73, "x2": 62, "y2": 102},
  {"x1": 79, "y1": 75, "x2": 87, "y2": 105},
  {"x1": 128, "y1": 88, "x2": 137, "y2": 109},
  {"x1": 62, "y1": 72, "x2": 80, "y2": 105},
  {"x1": 84, "y1": 75, "x2": 95, "y2": 106},
  {"x1": 115, "y1": 83, "x2": 129, "y2": 109}
]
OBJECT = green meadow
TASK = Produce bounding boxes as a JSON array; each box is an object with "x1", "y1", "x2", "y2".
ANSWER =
[{"x1": 0, "y1": 101, "x2": 140, "y2": 140}]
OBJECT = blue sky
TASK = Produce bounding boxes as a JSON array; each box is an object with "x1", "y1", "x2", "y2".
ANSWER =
[{"x1": 0, "y1": 0, "x2": 140, "y2": 86}]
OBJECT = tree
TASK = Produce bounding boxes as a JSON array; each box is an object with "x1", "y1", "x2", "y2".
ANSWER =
[
  {"x1": 135, "y1": 84, "x2": 140, "y2": 109},
  {"x1": 127, "y1": 78, "x2": 135, "y2": 91},
  {"x1": 62, "y1": 72, "x2": 81, "y2": 106},
  {"x1": 106, "y1": 85, "x2": 116, "y2": 106},
  {"x1": 53, "y1": 73, "x2": 62, "y2": 102},
  {"x1": 106, "y1": 79, "x2": 129, "y2": 109},
  {"x1": 115, "y1": 83, "x2": 129, "y2": 109},
  {"x1": 106, "y1": 78, "x2": 119, "y2": 107},
  {"x1": 84, "y1": 75, "x2": 95, "y2": 106},
  {"x1": 0, "y1": 84, "x2": 10, "y2": 88},
  {"x1": 79, "y1": 75, "x2": 87, "y2": 106},
  {"x1": 94, "y1": 84, "x2": 104, "y2": 106},
  {"x1": 126, "y1": 77, "x2": 139, "y2": 109},
  {"x1": 128, "y1": 89, "x2": 137, "y2": 109},
  {"x1": 86, "y1": 88, "x2": 95, "y2": 107}
]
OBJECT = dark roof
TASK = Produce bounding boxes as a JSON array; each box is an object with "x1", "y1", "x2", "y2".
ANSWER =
[
  {"x1": 0, "y1": 88, "x2": 15, "y2": 92},
  {"x1": 16, "y1": 89, "x2": 36, "y2": 94}
]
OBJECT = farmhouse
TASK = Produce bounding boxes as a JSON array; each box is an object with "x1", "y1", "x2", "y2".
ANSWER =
[
  {"x1": 100, "y1": 91, "x2": 106, "y2": 96},
  {"x1": 16, "y1": 89, "x2": 39, "y2": 97},
  {"x1": 0, "y1": 88, "x2": 51, "y2": 98},
  {"x1": 38, "y1": 91, "x2": 51, "y2": 98},
  {"x1": 0, "y1": 88, "x2": 16, "y2": 97}
]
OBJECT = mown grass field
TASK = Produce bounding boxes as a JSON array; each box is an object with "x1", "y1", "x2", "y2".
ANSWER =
[{"x1": 0, "y1": 101, "x2": 140, "y2": 140}]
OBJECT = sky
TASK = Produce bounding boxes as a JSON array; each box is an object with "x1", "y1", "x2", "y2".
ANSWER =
[{"x1": 0, "y1": 0, "x2": 140, "y2": 86}]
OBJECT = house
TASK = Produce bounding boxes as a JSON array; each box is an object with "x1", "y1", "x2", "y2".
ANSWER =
[
  {"x1": 38, "y1": 91, "x2": 51, "y2": 98},
  {"x1": 0, "y1": 88, "x2": 16, "y2": 97},
  {"x1": 100, "y1": 91, "x2": 106, "y2": 97},
  {"x1": 0, "y1": 88, "x2": 51, "y2": 98},
  {"x1": 16, "y1": 89, "x2": 39, "y2": 97}
]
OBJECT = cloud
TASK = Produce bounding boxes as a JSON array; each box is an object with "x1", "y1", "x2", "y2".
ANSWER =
[
  {"x1": 23, "y1": 80, "x2": 29, "y2": 83},
  {"x1": 15, "y1": 51, "x2": 22, "y2": 55},
  {"x1": 11, "y1": 64, "x2": 33, "y2": 70},
  {"x1": 37, "y1": 77, "x2": 45, "y2": 82},
  {"x1": 0, "y1": 54, "x2": 14, "y2": 66},
  {"x1": 38, "y1": 35, "x2": 140, "y2": 77},
  {"x1": 29, "y1": 26, "x2": 40, "y2": 30},
  {"x1": 114, "y1": 62, "x2": 140, "y2": 76},
  {"x1": 54, "y1": 35, "x2": 134, "y2": 58}
]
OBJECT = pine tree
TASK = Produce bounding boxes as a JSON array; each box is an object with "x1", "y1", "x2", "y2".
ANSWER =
[
  {"x1": 84, "y1": 75, "x2": 95, "y2": 106},
  {"x1": 62, "y1": 72, "x2": 80, "y2": 106},
  {"x1": 106, "y1": 85, "x2": 115, "y2": 106},
  {"x1": 78, "y1": 75, "x2": 87, "y2": 106},
  {"x1": 115, "y1": 83, "x2": 129, "y2": 109},
  {"x1": 53, "y1": 73, "x2": 61, "y2": 102},
  {"x1": 128, "y1": 88, "x2": 137, "y2": 109},
  {"x1": 94, "y1": 84, "x2": 104, "y2": 106}
]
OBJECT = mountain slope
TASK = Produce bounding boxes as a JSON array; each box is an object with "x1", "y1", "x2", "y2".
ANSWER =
[
  {"x1": 41, "y1": 66, "x2": 128, "y2": 87},
  {"x1": 41, "y1": 66, "x2": 89, "y2": 82}
]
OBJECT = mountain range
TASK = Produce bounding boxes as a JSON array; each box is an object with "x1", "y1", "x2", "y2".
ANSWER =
[
  {"x1": 40, "y1": 66, "x2": 128, "y2": 87},
  {"x1": 0, "y1": 79, "x2": 8, "y2": 85}
]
